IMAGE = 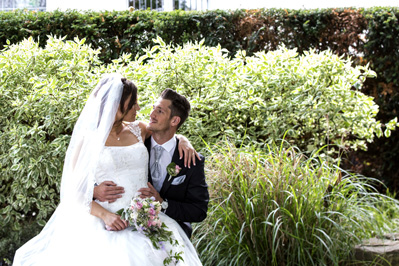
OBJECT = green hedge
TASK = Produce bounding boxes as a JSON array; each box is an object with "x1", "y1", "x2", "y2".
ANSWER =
[
  {"x1": 0, "y1": 7, "x2": 398, "y2": 190},
  {"x1": 0, "y1": 8, "x2": 397, "y2": 84},
  {"x1": 0, "y1": 8, "x2": 398, "y2": 93},
  {"x1": 0, "y1": 9, "x2": 242, "y2": 64}
]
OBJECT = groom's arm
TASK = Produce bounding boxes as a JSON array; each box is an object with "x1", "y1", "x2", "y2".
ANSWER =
[{"x1": 165, "y1": 156, "x2": 209, "y2": 223}]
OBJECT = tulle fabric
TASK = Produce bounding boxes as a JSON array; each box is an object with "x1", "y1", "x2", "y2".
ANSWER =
[
  {"x1": 14, "y1": 73, "x2": 124, "y2": 265},
  {"x1": 14, "y1": 205, "x2": 201, "y2": 265}
]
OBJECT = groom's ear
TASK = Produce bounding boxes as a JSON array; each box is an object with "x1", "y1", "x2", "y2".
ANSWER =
[{"x1": 170, "y1": 116, "x2": 181, "y2": 127}]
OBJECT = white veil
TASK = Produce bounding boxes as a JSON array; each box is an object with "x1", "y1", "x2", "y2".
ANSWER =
[
  {"x1": 13, "y1": 73, "x2": 124, "y2": 265},
  {"x1": 60, "y1": 73, "x2": 124, "y2": 212}
]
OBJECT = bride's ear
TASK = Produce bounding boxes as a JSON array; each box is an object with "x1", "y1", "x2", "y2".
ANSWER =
[{"x1": 170, "y1": 116, "x2": 181, "y2": 127}]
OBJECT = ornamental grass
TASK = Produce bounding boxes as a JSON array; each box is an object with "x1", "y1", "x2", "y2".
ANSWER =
[{"x1": 193, "y1": 142, "x2": 399, "y2": 265}]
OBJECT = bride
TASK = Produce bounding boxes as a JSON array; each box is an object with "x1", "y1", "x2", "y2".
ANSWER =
[{"x1": 13, "y1": 74, "x2": 203, "y2": 265}]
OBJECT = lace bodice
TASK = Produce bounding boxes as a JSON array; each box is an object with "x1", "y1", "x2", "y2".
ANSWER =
[{"x1": 95, "y1": 121, "x2": 149, "y2": 213}]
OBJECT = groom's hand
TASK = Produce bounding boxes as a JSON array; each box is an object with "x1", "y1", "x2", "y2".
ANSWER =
[
  {"x1": 94, "y1": 181, "x2": 124, "y2": 203},
  {"x1": 138, "y1": 182, "x2": 163, "y2": 203}
]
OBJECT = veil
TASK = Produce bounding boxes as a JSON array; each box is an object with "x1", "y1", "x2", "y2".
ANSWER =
[
  {"x1": 13, "y1": 73, "x2": 124, "y2": 265},
  {"x1": 60, "y1": 73, "x2": 123, "y2": 212}
]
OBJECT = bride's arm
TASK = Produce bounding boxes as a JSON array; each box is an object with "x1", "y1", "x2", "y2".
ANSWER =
[
  {"x1": 138, "y1": 121, "x2": 200, "y2": 167},
  {"x1": 90, "y1": 201, "x2": 128, "y2": 231},
  {"x1": 175, "y1": 134, "x2": 200, "y2": 167}
]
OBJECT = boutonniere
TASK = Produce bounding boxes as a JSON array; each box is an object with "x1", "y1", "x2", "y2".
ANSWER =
[{"x1": 167, "y1": 162, "x2": 182, "y2": 181}]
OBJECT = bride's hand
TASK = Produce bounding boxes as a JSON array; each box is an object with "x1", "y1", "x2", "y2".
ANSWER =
[
  {"x1": 177, "y1": 135, "x2": 200, "y2": 168},
  {"x1": 103, "y1": 212, "x2": 128, "y2": 231}
]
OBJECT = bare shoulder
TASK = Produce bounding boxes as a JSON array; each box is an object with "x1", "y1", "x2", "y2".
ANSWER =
[
  {"x1": 137, "y1": 121, "x2": 147, "y2": 130},
  {"x1": 136, "y1": 121, "x2": 148, "y2": 134}
]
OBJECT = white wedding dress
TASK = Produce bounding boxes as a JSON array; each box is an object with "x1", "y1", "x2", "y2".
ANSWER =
[{"x1": 14, "y1": 121, "x2": 202, "y2": 266}]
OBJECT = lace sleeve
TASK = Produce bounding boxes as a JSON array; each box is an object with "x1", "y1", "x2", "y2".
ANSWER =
[{"x1": 127, "y1": 121, "x2": 142, "y2": 143}]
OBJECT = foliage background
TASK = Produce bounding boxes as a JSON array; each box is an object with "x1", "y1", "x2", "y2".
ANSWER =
[
  {"x1": 124, "y1": 38, "x2": 395, "y2": 156},
  {"x1": 1, "y1": 35, "x2": 397, "y2": 264},
  {"x1": 1, "y1": 6, "x2": 399, "y2": 265},
  {"x1": 0, "y1": 7, "x2": 398, "y2": 191}
]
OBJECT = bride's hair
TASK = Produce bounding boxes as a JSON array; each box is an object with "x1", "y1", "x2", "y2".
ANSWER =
[
  {"x1": 120, "y1": 78, "x2": 137, "y2": 113},
  {"x1": 113, "y1": 77, "x2": 138, "y2": 125}
]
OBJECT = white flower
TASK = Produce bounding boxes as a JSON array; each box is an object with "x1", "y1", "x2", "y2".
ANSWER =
[{"x1": 130, "y1": 212, "x2": 138, "y2": 220}]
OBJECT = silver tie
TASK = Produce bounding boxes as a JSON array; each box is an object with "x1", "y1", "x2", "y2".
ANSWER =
[{"x1": 151, "y1": 145, "x2": 164, "y2": 188}]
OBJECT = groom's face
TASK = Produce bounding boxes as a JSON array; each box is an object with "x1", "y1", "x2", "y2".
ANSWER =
[{"x1": 148, "y1": 98, "x2": 174, "y2": 132}]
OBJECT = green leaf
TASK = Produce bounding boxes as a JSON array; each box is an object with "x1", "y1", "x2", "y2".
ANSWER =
[{"x1": 37, "y1": 219, "x2": 47, "y2": 227}]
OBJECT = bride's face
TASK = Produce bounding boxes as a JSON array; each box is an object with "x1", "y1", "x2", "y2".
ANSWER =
[
  {"x1": 115, "y1": 95, "x2": 140, "y2": 123},
  {"x1": 124, "y1": 101, "x2": 140, "y2": 122}
]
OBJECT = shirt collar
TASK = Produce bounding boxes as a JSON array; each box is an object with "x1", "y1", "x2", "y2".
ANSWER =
[{"x1": 151, "y1": 135, "x2": 176, "y2": 153}]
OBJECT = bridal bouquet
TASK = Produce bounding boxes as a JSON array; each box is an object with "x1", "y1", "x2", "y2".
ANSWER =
[{"x1": 117, "y1": 196, "x2": 183, "y2": 265}]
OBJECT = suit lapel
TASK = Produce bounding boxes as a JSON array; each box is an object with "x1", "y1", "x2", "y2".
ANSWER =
[
  {"x1": 144, "y1": 137, "x2": 153, "y2": 184},
  {"x1": 159, "y1": 138, "x2": 183, "y2": 197}
]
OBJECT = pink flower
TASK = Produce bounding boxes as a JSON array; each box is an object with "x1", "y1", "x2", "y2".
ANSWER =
[
  {"x1": 148, "y1": 208, "x2": 155, "y2": 216},
  {"x1": 167, "y1": 162, "x2": 182, "y2": 177},
  {"x1": 175, "y1": 165, "x2": 182, "y2": 173},
  {"x1": 136, "y1": 201, "x2": 143, "y2": 209}
]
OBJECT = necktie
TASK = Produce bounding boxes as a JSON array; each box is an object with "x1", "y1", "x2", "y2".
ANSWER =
[{"x1": 151, "y1": 145, "x2": 164, "y2": 187}]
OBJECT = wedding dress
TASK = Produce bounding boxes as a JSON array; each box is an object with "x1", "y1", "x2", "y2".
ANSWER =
[
  {"x1": 14, "y1": 122, "x2": 202, "y2": 266},
  {"x1": 13, "y1": 74, "x2": 202, "y2": 266}
]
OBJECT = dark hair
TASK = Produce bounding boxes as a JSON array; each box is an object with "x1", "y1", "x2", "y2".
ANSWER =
[
  {"x1": 117, "y1": 78, "x2": 137, "y2": 122},
  {"x1": 160, "y1": 88, "x2": 190, "y2": 130}
]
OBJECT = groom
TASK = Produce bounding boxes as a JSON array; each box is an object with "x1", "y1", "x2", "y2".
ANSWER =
[{"x1": 95, "y1": 88, "x2": 209, "y2": 238}]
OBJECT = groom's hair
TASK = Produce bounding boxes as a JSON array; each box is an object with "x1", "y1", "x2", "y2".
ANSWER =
[{"x1": 160, "y1": 88, "x2": 190, "y2": 130}]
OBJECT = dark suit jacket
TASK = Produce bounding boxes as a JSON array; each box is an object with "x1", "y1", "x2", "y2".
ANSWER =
[{"x1": 145, "y1": 137, "x2": 209, "y2": 238}]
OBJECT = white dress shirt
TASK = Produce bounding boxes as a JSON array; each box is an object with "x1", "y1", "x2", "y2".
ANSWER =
[{"x1": 150, "y1": 135, "x2": 176, "y2": 192}]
